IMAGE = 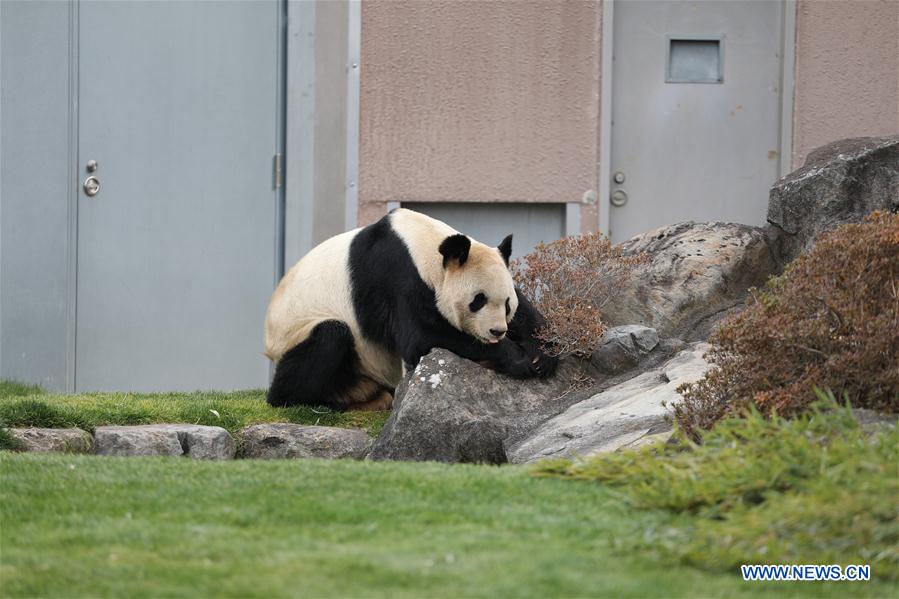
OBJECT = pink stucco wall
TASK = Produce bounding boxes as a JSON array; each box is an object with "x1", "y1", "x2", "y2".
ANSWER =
[
  {"x1": 792, "y1": 0, "x2": 899, "y2": 168},
  {"x1": 359, "y1": 0, "x2": 602, "y2": 228}
]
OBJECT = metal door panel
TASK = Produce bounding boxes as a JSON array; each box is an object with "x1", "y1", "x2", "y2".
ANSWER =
[
  {"x1": 610, "y1": 0, "x2": 783, "y2": 242},
  {"x1": 76, "y1": 0, "x2": 280, "y2": 391},
  {"x1": 403, "y1": 203, "x2": 565, "y2": 260},
  {"x1": 0, "y1": 0, "x2": 72, "y2": 390}
]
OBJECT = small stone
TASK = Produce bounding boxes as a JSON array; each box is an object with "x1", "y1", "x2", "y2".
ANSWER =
[
  {"x1": 590, "y1": 325, "x2": 660, "y2": 375},
  {"x1": 93, "y1": 424, "x2": 235, "y2": 459},
  {"x1": 238, "y1": 424, "x2": 371, "y2": 459},
  {"x1": 7, "y1": 428, "x2": 92, "y2": 453}
]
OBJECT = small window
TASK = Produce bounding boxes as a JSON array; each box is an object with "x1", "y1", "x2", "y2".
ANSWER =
[{"x1": 666, "y1": 37, "x2": 723, "y2": 84}]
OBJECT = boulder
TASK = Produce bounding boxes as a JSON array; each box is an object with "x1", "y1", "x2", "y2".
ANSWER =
[
  {"x1": 590, "y1": 325, "x2": 660, "y2": 375},
  {"x1": 768, "y1": 135, "x2": 899, "y2": 263},
  {"x1": 7, "y1": 427, "x2": 92, "y2": 453},
  {"x1": 93, "y1": 424, "x2": 235, "y2": 459},
  {"x1": 851, "y1": 409, "x2": 898, "y2": 436},
  {"x1": 238, "y1": 424, "x2": 371, "y2": 459},
  {"x1": 369, "y1": 348, "x2": 588, "y2": 464},
  {"x1": 507, "y1": 343, "x2": 712, "y2": 464},
  {"x1": 601, "y1": 222, "x2": 777, "y2": 341}
]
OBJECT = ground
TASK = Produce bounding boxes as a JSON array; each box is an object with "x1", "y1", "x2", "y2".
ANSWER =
[
  {"x1": 1, "y1": 382, "x2": 895, "y2": 597},
  {"x1": 2, "y1": 454, "x2": 893, "y2": 598},
  {"x1": 0, "y1": 381, "x2": 389, "y2": 443}
]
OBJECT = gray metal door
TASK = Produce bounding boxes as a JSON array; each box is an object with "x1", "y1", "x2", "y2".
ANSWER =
[
  {"x1": 609, "y1": 0, "x2": 785, "y2": 242},
  {"x1": 402, "y1": 203, "x2": 565, "y2": 260},
  {"x1": 76, "y1": 1, "x2": 281, "y2": 391}
]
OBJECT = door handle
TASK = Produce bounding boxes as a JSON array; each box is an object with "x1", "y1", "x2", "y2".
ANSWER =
[
  {"x1": 83, "y1": 176, "x2": 100, "y2": 196},
  {"x1": 610, "y1": 189, "x2": 628, "y2": 207},
  {"x1": 83, "y1": 160, "x2": 100, "y2": 196}
]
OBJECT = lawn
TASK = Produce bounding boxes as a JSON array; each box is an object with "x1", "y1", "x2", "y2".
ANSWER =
[
  {"x1": 0, "y1": 381, "x2": 389, "y2": 442},
  {"x1": 2, "y1": 384, "x2": 895, "y2": 597},
  {"x1": 3, "y1": 454, "x2": 893, "y2": 599}
]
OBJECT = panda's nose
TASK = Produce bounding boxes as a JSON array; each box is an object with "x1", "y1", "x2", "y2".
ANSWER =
[{"x1": 489, "y1": 328, "x2": 507, "y2": 338}]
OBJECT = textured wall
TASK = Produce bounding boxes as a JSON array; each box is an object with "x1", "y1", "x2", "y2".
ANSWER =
[
  {"x1": 792, "y1": 0, "x2": 899, "y2": 168},
  {"x1": 359, "y1": 0, "x2": 601, "y2": 226}
]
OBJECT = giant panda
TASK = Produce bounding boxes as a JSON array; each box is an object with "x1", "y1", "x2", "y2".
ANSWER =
[{"x1": 264, "y1": 208, "x2": 558, "y2": 411}]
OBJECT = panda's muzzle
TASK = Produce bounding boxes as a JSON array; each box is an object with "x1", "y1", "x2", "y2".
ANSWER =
[{"x1": 488, "y1": 328, "x2": 507, "y2": 343}]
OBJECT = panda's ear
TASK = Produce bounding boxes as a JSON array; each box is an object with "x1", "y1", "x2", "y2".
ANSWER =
[
  {"x1": 439, "y1": 234, "x2": 471, "y2": 267},
  {"x1": 498, "y1": 234, "x2": 513, "y2": 266}
]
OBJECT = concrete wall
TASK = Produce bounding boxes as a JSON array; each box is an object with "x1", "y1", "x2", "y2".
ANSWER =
[
  {"x1": 792, "y1": 0, "x2": 899, "y2": 168},
  {"x1": 358, "y1": 0, "x2": 602, "y2": 229}
]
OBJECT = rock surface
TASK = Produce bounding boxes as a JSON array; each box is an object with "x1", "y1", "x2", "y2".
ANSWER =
[
  {"x1": 8, "y1": 427, "x2": 93, "y2": 453},
  {"x1": 601, "y1": 222, "x2": 776, "y2": 341},
  {"x1": 369, "y1": 349, "x2": 588, "y2": 464},
  {"x1": 238, "y1": 424, "x2": 371, "y2": 459},
  {"x1": 768, "y1": 135, "x2": 899, "y2": 263},
  {"x1": 590, "y1": 325, "x2": 660, "y2": 375},
  {"x1": 507, "y1": 343, "x2": 713, "y2": 464},
  {"x1": 93, "y1": 424, "x2": 235, "y2": 459}
]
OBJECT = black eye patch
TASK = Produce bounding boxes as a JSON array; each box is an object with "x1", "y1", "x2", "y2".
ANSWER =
[
  {"x1": 469, "y1": 293, "x2": 487, "y2": 312},
  {"x1": 505, "y1": 297, "x2": 511, "y2": 315}
]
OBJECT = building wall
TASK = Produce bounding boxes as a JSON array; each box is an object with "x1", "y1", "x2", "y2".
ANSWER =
[
  {"x1": 792, "y1": 0, "x2": 899, "y2": 168},
  {"x1": 0, "y1": 0, "x2": 72, "y2": 390},
  {"x1": 358, "y1": 0, "x2": 602, "y2": 229}
]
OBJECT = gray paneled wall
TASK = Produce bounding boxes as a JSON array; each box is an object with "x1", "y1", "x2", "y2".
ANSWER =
[{"x1": 1, "y1": 0, "x2": 73, "y2": 390}]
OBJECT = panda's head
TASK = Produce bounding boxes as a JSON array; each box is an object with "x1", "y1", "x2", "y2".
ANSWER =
[{"x1": 436, "y1": 233, "x2": 518, "y2": 344}]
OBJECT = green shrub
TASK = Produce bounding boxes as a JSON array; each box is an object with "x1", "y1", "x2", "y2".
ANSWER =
[
  {"x1": 673, "y1": 211, "x2": 899, "y2": 439},
  {"x1": 532, "y1": 393, "x2": 899, "y2": 579}
]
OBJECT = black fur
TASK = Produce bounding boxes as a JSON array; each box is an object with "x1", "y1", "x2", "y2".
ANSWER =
[
  {"x1": 498, "y1": 234, "x2": 513, "y2": 266},
  {"x1": 507, "y1": 288, "x2": 559, "y2": 376},
  {"x1": 348, "y1": 215, "x2": 556, "y2": 378},
  {"x1": 267, "y1": 320, "x2": 363, "y2": 409},
  {"x1": 438, "y1": 234, "x2": 471, "y2": 267}
]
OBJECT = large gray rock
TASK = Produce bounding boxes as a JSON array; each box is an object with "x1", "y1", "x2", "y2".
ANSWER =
[
  {"x1": 768, "y1": 135, "x2": 899, "y2": 263},
  {"x1": 7, "y1": 427, "x2": 93, "y2": 453},
  {"x1": 238, "y1": 424, "x2": 371, "y2": 459},
  {"x1": 601, "y1": 222, "x2": 777, "y2": 341},
  {"x1": 590, "y1": 325, "x2": 660, "y2": 375},
  {"x1": 508, "y1": 343, "x2": 713, "y2": 463},
  {"x1": 369, "y1": 348, "x2": 588, "y2": 464},
  {"x1": 93, "y1": 424, "x2": 235, "y2": 459}
]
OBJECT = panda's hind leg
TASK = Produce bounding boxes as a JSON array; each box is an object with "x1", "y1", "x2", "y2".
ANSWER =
[
  {"x1": 268, "y1": 319, "x2": 369, "y2": 410},
  {"x1": 350, "y1": 388, "x2": 394, "y2": 411}
]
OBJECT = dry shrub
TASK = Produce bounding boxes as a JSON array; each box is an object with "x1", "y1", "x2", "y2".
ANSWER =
[
  {"x1": 512, "y1": 233, "x2": 649, "y2": 357},
  {"x1": 674, "y1": 211, "x2": 899, "y2": 440}
]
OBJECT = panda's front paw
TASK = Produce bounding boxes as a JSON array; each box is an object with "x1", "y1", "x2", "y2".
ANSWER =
[
  {"x1": 530, "y1": 351, "x2": 559, "y2": 378},
  {"x1": 502, "y1": 356, "x2": 540, "y2": 379}
]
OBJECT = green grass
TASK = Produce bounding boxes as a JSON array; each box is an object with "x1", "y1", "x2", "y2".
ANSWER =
[
  {"x1": 0, "y1": 380, "x2": 45, "y2": 398},
  {"x1": 0, "y1": 382, "x2": 389, "y2": 439},
  {"x1": 532, "y1": 397, "x2": 899, "y2": 582},
  {"x1": 3, "y1": 454, "x2": 894, "y2": 598}
]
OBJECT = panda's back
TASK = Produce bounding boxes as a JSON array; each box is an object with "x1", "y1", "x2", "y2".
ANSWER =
[
  {"x1": 264, "y1": 226, "x2": 403, "y2": 387},
  {"x1": 264, "y1": 228, "x2": 359, "y2": 360}
]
